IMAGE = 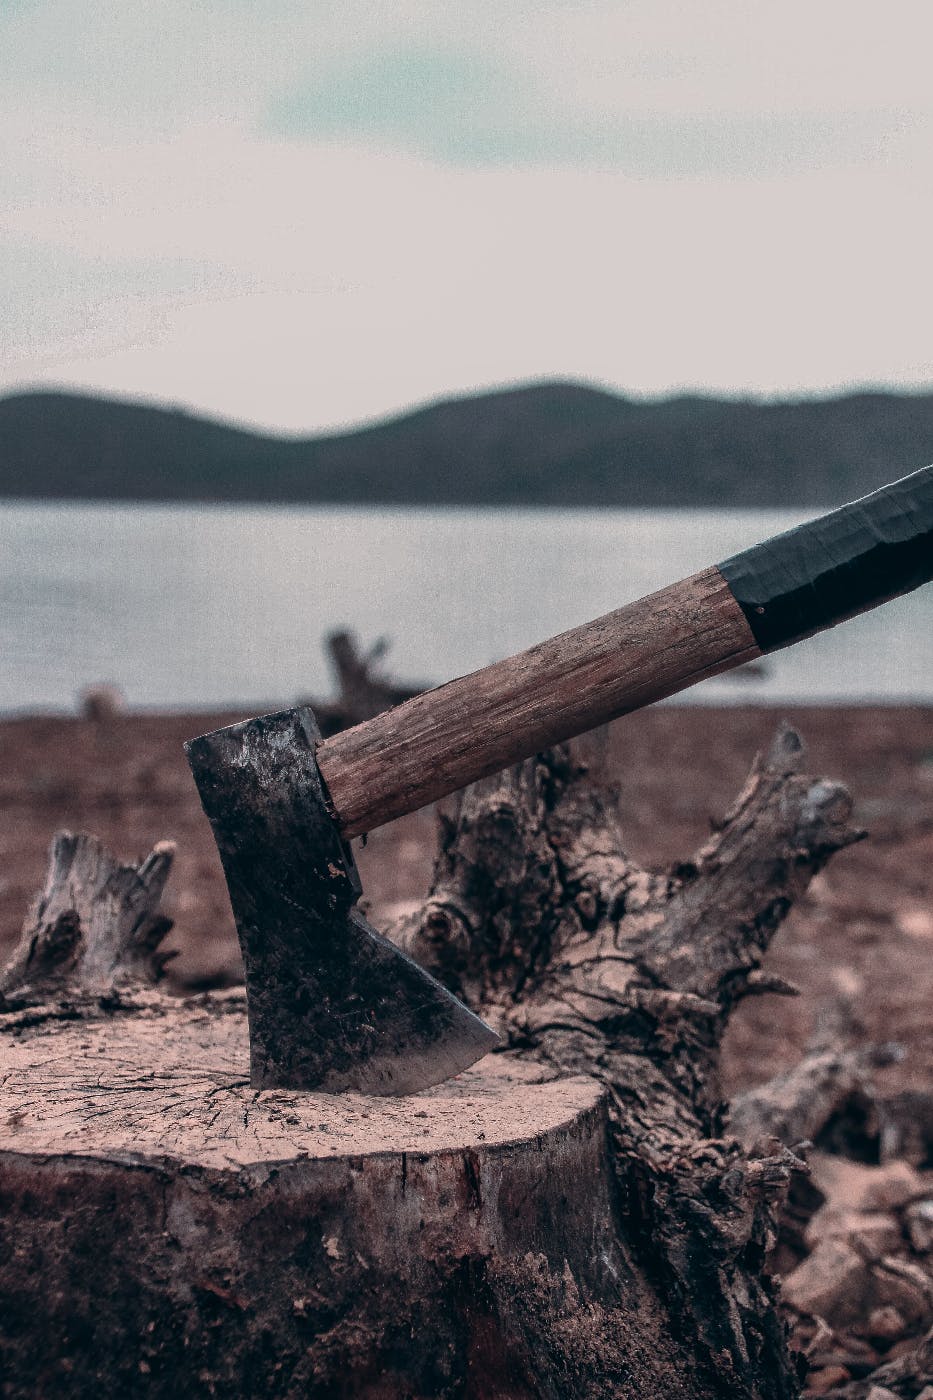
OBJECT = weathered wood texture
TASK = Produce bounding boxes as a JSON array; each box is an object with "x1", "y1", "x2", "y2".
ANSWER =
[
  {"x1": 0, "y1": 830, "x2": 175, "y2": 1000},
  {"x1": 391, "y1": 725, "x2": 863, "y2": 1398},
  {"x1": 0, "y1": 728, "x2": 865, "y2": 1398},
  {"x1": 317, "y1": 567, "x2": 759, "y2": 836},
  {"x1": 0, "y1": 995, "x2": 697, "y2": 1399},
  {"x1": 729, "y1": 999, "x2": 881, "y2": 1158},
  {"x1": 723, "y1": 1000, "x2": 933, "y2": 1400}
]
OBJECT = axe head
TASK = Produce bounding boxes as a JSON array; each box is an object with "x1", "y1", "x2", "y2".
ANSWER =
[{"x1": 186, "y1": 708, "x2": 498, "y2": 1095}]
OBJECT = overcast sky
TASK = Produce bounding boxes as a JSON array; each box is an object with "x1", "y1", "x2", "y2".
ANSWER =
[{"x1": 3, "y1": 1, "x2": 932, "y2": 431}]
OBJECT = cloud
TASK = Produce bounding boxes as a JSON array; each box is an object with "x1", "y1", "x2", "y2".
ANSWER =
[
  {"x1": 266, "y1": 45, "x2": 543, "y2": 166},
  {"x1": 264, "y1": 41, "x2": 915, "y2": 177},
  {"x1": 5, "y1": 1, "x2": 929, "y2": 174}
]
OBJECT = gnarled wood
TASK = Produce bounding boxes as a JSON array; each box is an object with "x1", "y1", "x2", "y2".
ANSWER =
[
  {"x1": 392, "y1": 724, "x2": 863, "y2": 1397},
  {"x1": 730, "y1": 999, "x2": 882, "y2": 1157},
  {"x1": 0, "y1": 830, "x2": 176, "y2": 1001},
  {"x1": 0, "y1": 727, "x2": 866, "y2": 1397}
]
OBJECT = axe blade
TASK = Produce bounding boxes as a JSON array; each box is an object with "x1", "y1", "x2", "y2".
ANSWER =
[{"x1": 186, "y1": 708, "x2": 498, "y2": 1094}]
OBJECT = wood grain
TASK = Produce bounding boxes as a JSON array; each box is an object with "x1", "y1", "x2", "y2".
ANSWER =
[
  {"x1": 317, "y1": 565, "x2": 760, "y2": 836},
  {"x1": 383, "y1": 725, "x2": 860, "y2": 1399},
  {"x1": 0, "y1": 995, "x2": 598, "y2": 1166},
  {"x1": 0, "y1": 996, "x2": 620, "y2": 1398},
  {"x1": 1, "y1": 831, "x2": 175, "y2": 998}
]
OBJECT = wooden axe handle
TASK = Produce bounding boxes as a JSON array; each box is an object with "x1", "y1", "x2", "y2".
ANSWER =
[{"x1": 317, "y1": 464, "x2": 933, "y2": 837}]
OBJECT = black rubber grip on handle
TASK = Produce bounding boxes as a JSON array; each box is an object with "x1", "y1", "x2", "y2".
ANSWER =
[{"x1": 718, "y1": 463, "x2": 933, "y2": 652}]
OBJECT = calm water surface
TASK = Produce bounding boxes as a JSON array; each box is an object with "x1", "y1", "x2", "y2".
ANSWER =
[{"x1": 0, "y1": 501, "x2": 930, "y2": 712}]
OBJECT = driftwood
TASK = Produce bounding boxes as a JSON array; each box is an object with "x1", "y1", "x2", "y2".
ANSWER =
[
  {"x1": 390, "y1": 724, "x2": 865, "y2": 1397},
  {"x1": 0, "y1": 830, "x2": 176, "y2": 1000},
  {"x1": 0, "y1": 726, "x2": 871, "y2": 1397},
  {"x1": 315, "y1": 629, "x2": 426, "y2": 735}
]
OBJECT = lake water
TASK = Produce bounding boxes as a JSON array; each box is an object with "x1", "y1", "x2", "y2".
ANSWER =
[{"x1": 0, "y1": 501, "x2": 930, "y2": 714}]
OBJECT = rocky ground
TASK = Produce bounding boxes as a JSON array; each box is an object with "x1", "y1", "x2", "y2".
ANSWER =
[
  {"x1": 1, "y1": 701, "x2": 932, "y2": 1396},
  {"x1": 775, "y1": 1153, "x2": 933, "y2": 1397}
]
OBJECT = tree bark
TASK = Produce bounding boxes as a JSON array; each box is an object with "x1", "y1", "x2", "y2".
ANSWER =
[
  {"x1": 0, "y1": 830, "x2": 176, "y2": 1000},
  {"x1": 2, "y1": 991, "x2": 662, "y2": 1398},
  {"x1": 0, "y1": 727, "x2": 862, "y2": 1397},
  {"x1": 392, "y1": 724, "x2": 862, "y2": 1398}
]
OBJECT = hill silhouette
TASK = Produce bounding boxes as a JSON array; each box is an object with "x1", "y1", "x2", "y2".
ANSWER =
[{"x1": 1, "y1": 381, "x2": 932, "y2": 506}]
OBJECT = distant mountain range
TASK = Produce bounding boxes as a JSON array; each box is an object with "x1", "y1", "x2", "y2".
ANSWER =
[{"x1": 2, "y1": 382, "x2": 932, "y2": 507}]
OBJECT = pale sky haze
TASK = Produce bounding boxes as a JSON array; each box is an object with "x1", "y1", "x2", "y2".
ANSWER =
[{"x1": 3, "y1": 1, "x2": 932, "y2": 431}]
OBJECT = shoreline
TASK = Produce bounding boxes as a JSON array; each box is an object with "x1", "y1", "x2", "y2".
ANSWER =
[{"x1": 6, "y1": 696, "x2": 930, "y2": 728}]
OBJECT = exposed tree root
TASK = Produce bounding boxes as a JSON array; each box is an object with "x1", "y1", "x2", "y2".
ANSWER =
[{"x1": 393, "y1": 723, "x2": 863, "y2": 1397}]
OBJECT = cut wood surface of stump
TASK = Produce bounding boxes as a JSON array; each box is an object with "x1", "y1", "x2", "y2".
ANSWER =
[{"x1": 1, "y1": 725, "x2": 912, "y2": 1399}]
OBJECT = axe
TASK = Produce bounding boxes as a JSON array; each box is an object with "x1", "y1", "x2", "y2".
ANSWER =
[{"x1": 187, "y1": 464, "x2": 932, "y2": 1096}]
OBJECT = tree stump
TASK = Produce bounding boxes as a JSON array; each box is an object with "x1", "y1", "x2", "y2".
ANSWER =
[
  {"x1": 0, "y1": 994, "x2": 628, "y2": 1398},
  {"x1": 0, "y1": 728, "x2": 868, "y2": 1397}
]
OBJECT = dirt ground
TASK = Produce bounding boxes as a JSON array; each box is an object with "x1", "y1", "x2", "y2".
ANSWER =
[{"x1": 1, "y1": 703, "x2": 931, "y2": 1103}]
